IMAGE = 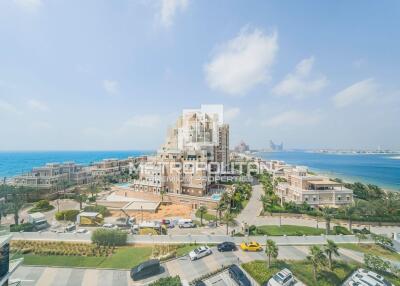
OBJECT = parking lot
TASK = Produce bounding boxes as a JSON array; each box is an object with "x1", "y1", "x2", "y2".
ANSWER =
[{"x1": 11, "y1": 245, "x2": 339, "y2": 285}]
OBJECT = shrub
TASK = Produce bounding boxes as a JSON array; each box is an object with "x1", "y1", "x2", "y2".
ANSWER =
[
  {"x1": 55, "y1": 210, "x2": 80, "y2": 221},
  {"x1": 84, "y1": 205, "x2": 110, "y2": 217},
  {"x1": 364, "y1": 254, "x2": 390, "y2": 273},
  {"x1": 91, "y1": 229, "x2": 127, "y2": 246},
  {"x1": 150, "y1": 276, "x2": 181, "y2": 286},
  {"x1": 28, "y1": 199, "x2": 54, "y2": 213},
  {"x1": 332, "y1": 226, "x2": 351, "y2": 235},
  {"x1": 10, "y1": 223, "x2": 35, "y2": 232}
]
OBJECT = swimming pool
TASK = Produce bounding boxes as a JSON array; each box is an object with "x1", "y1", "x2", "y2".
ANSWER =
[
  {"x1": 211, "y1": 194, "x2": 221, "y2": 201},
  {"x1": 115, "y1": 182, "x2": 131, "y2": 189}
]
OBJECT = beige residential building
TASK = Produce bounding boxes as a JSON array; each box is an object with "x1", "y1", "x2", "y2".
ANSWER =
[
  {"x1": 13, "y1": 162, "x2": 92, "y2": 190},
  {"x1": 276, "y1": 167, "x2": 353, "y2": 207},
  {"x1": 133, "y1": 104, "x2": 229, "y2": 198}
]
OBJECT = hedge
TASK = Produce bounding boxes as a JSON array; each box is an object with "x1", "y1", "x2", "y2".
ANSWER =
[
  {"x1": 91, "y1": 229, "x2": 127, "y2": 246},
  {"x1": 55, "y1": 210, "x2": 80, "y2": 222},
  {"x1": 10, "y1": 223, "x2": 35, "y2": 232}
]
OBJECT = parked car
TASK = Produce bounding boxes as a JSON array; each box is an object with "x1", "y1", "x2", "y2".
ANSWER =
[
  {"x1": 217, "y1": 241, "x2": 236, "y2": 252},
  {"x1": 76, "y1": 228, "x2": 88, "y2": 234},
  {"x1": 130, "y1": 259, "x2": 161, "y2": 281},
  {"x1": 102, "y1": 223, "x2": 118, "y2": 229},
  {"x1": 228, "y1": 265, "x2": 251, "y2": 286},
  {"x1": 64, "y1": 224, "x2": 76, "y2": 232},
  {"x1": 354, "y1": 269, "x2": 391, "y2": 286},
  {"x1": 267, "y1": 268, "x2": 294, "y2": 286},
  {"x1": 189, "y1": 246, "x2": 212, "y2": 261},
  {"x1": 240, "y1": 241, "x2": 262, "y2": 252},
  {"x1": 178, "y1": 219, "x2": 196, "y2": 228}
]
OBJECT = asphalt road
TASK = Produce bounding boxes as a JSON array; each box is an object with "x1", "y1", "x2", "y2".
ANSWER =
[{"x1": 11, "y1": 244, "x2": 375, "y2": 286}]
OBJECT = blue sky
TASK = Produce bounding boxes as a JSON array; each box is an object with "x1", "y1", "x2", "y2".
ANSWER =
[{"x1": 0, "y1": 0, "x2": 399, "y2": 151}]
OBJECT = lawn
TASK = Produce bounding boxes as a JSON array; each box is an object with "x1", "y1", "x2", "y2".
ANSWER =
[
  {"x1": 195, "y1": 209, "x2": 217, "y2": 222},
  {"x1": 242, "y1": 260, "x2": 400, "y2": 286},
  {"x1": 253, "y1": 225, "x2": 325, "y2": 236},
  {"x1": 340, "y1": 243, "x2": 400, "y2": 261},
  {"x1": 16, "y1": 246, "x2": 153, "y2": 269}
]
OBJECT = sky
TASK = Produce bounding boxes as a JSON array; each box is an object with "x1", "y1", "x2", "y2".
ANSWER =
[{"x1": 0, "y1": 0, "x2": 399, "y2": 151}]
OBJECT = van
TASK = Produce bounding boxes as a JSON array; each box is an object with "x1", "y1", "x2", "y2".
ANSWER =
[{"x1": 130, "y1": 259, "x2": 161, "y2": 281}]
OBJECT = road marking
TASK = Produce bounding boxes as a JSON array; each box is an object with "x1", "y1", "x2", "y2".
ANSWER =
[{"x1": 34, "y1": 267, "x2": 58, "y2": 286}]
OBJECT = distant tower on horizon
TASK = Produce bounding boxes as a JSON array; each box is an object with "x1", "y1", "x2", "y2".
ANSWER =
[{"x1": 269, "y1": 140, "x2": 283, "y2": 151}]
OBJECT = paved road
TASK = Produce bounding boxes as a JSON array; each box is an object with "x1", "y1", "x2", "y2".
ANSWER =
[
  {"x1": 11, "y1": 244, "x2": 376, "y2": 286},
  {"x1": 235, "y1": 184, "x2": 400, "y2": 236},
  {"x1": 11, "y1": 231, "x2": 374, "y2": 245}
]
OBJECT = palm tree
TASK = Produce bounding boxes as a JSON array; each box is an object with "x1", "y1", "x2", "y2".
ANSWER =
[
  {"x1": 222, "y1": 212, "x2": 236, "y2": 235},
  {"x1": 216, "y1": 203, "x2": 226, "y2": 225},
  {"x1": 76, "y1": 193, "x2": 87, "y2": 210},
  {"x1": 344, "y1": 204, "x2": 357, "y2": 232},
  {"x1": 324, "y1": 240, "x2": 340, "y2": 270},
  {"x1": 88, "y1": 183, "x2": 98, "y2": 200},
  {"x1": 355, "y1": 233, "x2": 367, "y2": 245},
  {"x1": 265, "y1": 239, "x2": 279, "y2": 268},
  {"x1": 307, "y1": 245, "x2": 327, "y2": 282},
  {"x1": 322, "y1": 207, "x2": 335, "y2": 235},
  {"x1": 198, "y1": 206, "x2": 207, "y2": 226},
  {"x1": 160, "y1": 189, "x2": 166, "y2": 203}
]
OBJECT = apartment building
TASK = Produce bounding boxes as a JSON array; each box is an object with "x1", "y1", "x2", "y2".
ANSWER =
[
  {"x1": 276, "y1": 167, "x2": 353, "y2": 207},
  {"x1": 13, "y1": 162, "x2": 92, "y2": 190},
  {"x1": 133, "y1": 105, "x2": 229, "y2": 198},
  {"x1": 90, "y1": 158, "x2": 131, "y2": 178}
]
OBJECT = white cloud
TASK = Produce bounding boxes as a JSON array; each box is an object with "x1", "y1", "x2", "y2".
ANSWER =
[
  {"x1": 0, "y1": 100, "x2": 20, "y2": 115},
  {"x1": 13, "y1": 0, "x2": 42, "y2": 11},
  {"x1": 333, "y1": 78, "x2": 378, "y2": 108},
  {"x1": 273, "y1": 57, "x2": 328, "y2": 98},
  {"x1": 224, "y1": 107, "x2": 240, "y2": 122},
  {"x1": 263, "y1": 110, "x2": 320, "y2": 127},
  {"x1": 103, "y1": 80, "x2": 119, "y2": 95},
  {"x1": 205, "y1": 27, "x2": 278, "y2": 95},
  {"x1": 27, "y1": 99, "x2": 48, "y2": 112},
  {"x1": 121, "y1": 114, "x2": 161, "y2": 129},
  {"x1": 158, "y1": 0, "x2": 188, "y2": 28}
]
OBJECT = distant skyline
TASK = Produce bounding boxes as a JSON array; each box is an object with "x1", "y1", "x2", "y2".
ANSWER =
[{"x1": 0, "y1": 0, "x2": 399, "y2": 151}]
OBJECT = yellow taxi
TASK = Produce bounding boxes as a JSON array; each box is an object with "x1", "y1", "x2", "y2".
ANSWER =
[{"x1": 240, "y1": 241, "x2": 262, "y2": 252}]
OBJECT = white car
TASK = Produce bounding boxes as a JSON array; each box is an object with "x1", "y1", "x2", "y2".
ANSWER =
[
  {"x1": 267, "y1": 268, "x2": 295, "y2": 286},
  {"x1": 102, "y1": 223, "x2": 118, "y2": 229},
  {"x1": 188, "y1": 246, "x2": 212, "y2": 261},
  {"x1": 351, "y1": 273, "x2": 386, "y2": 286},
  {"x1": 76, "y1": 228, "x2": 88, "y2": 234}
]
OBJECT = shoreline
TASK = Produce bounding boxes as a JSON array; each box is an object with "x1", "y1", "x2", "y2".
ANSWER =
[{"x1": 254, "y1": 151, "x2": 400, "y2": 192}]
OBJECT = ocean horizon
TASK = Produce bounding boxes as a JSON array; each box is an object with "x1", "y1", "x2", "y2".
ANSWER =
[
  {"x1": 0, "y1": 150, "x2": 154, "y2": 179},
  {"x1": 1, "y1": 150, "x2": 399, "y2": 191},
  {"x1": 258, "y1": 151, "x2": 400, "y2": 191}
]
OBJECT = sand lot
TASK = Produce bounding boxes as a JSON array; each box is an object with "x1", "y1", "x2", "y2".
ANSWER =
[{"x1": 110, "y1": 203, "x2": 192, "y2": 220}]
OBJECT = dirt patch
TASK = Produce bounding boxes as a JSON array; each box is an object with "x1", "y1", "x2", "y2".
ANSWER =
[{"x1": 110, "y1": 203, "x2": 192, "y2": 221}]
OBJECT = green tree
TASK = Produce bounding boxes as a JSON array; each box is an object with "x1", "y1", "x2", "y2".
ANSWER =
[
  {"x1": 355, "y1": 233, "x2": 367, "y2": 245},
  {"x1": 8, "y1": 187, "x2": 26, "y2": 225},
  {"x1": 344, "y1": 204, "x2": 356, "y2": 232},
  {"x1": 76, "y1": 193, "x2": 87, "y2": 210},
  {"x1": 215, "y1": 203, "x2": 226, "y2": 225},
  {"x1": 324, "y1": 240, "x2": 340, "y2": 270},
  {"x1": 307, "y1": 245, "x2": 327, "y2": 282},
  {"x1": 322, "y1": 207, "x2": 335, "y2": 235},
  {"x1": 88, "y1": 183, "x2": 99, "y2": 200},
  {"x1": 364, "y1": 254, "x2": 390, "y2": 273},
  {"x1": 265, "y1": 239, "x2": 279, "y2": 268},
  {"x1": 198, "y1": 206, "x2": 207, "y2": 226},
  {"x1": 222, "y1": 212, "x2": 236, "y2": 235},
  {"x1": 160, "y1": 189, "x2": 166, "y2": 203}
]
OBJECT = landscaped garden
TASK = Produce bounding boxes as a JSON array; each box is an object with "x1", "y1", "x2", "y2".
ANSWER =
[
  {"x1": 242, "y1": 260, "x2": 400, "y2": 286},
  {"x1": 10, "y1": 238, "x2": 205, "y2": 269},
  {"x1": 249, "y1": 225, "x2": 325, "y2": 236},
  {"x1": 340, "y1": 243, "x2": 400, "y2": 261},
  {"x1": 28, "y1": 200, "x2": 54, "y2": 213}
]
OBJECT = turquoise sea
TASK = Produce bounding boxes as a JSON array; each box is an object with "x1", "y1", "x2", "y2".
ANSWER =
[
  {"x1": 0, "y1": 150, "x2": 153, "y2": 179},
  {"x1": 258, "y1": 151, "x2": 400, "y2": 191},
  {"x1": 0, "y1": 150, "x2": 399, "y2": 191}
]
